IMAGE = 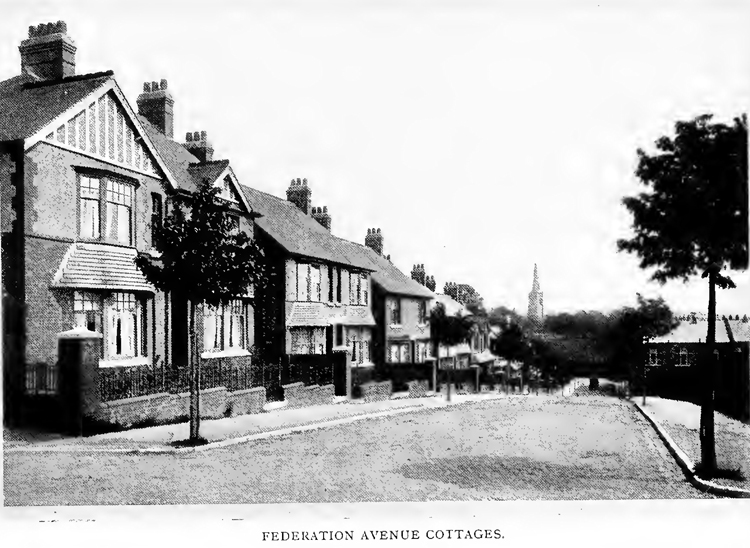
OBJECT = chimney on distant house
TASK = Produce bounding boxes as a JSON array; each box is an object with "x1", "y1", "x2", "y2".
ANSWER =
[
  {"x1": 136, "y1": 79, "x2": 174, "y2": 138},
  {"x1": 411, "y1": 264, "x2": 426, "y2": 286},
  {"x1": 185, "y1": 131, "x2": 213, "y2": 163},
  {"x1": 365, "y1": 228, "x2": 384, "y2": 256},
  {"x1": 19, "y1": 21, "x2": 76, "y2": 81},
  {"x1": 312, "y1": 206, "x2": 331, "y2": 231},
  {"x1": 286, "y1": 178, "x2": 312, "y2": 215},
  {"x1": 426, "y1": 275, "x2": 436, "y2": 292}
]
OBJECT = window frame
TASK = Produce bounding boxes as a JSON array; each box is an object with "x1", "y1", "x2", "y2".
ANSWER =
[
  {"x1": 202, "y1": 299, "x2": 251, "y2": 355},
  {"x1": 389, "y1": 297, "x2": 402, "y2": 325},
  {"x1": 77, "y1": 171, "x2": 136, "y2": 247}
]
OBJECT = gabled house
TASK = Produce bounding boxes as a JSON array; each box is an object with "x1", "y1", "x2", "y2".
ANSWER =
[
  {"x1": 430, "y1": 293, "x2": 473, "y2": 369},
  {"x1": 359, "y1": 229, "x2": 435, "y2": 367},
  {"x1": 240, "y1": 180, "x2": 377, "y2": 390},
  {"x1": 1, "y1": 21, "x2": 257, "y2": 403}
]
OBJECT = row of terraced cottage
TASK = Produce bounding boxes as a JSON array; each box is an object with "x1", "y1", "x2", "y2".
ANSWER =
[{"x1": 1, "y1": 22, "x2": 495, "y2": 430}]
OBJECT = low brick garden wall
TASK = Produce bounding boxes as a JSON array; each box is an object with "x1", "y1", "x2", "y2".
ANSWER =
[
  {"x1": 282, "y1": 382, "x2": 335, "y2": 408},
  {"x1": 92, "y1": 386, "x2": 266, "y2": 429},
  {"x1": 228, "y1": 386, "x2": 266, "y2": 417},
  {"x1": 361, "y1": 380, "x2": 393, "y2": 403},
  {"x1": 408, "y1": 379, "x2": 429, "y2": 399}
]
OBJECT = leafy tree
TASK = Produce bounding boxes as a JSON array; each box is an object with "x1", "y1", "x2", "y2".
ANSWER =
[
  {"x1": 135, "y1": 180, "x2": 263, "y2": 442},
  {"x1": 617, "y1": 114, "x2": 748, "y2": 472},
  {"x1": 488, "y1": 305, "x2": 522, "y2": 327},
  {"x1": 604, "y1": 294, "x2": 680, "y2": 395},
  {"x1": 430, "y1": 302, "x2": 475, "y2": 400}
]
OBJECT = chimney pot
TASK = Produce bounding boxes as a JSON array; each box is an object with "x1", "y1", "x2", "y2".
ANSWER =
[
  {"x1": 151, "y1": 81, "x2": 159, "y2": 91},
  {"x1": 20, "y1": 20, "x2": 77, "y2": 80},
  {"x1": 323, "y1": 206, "x2": 327, "y2": 213},
  {"x1": 377, "y1": 228, "x2": 381, "y2": 234},
  {"x1": 186, "y1": 132, "x2": 193, "y2": 141},
  {"x1": 160, "y1": 79, "x2": 168, "y2": 90},
  {"x1": 143, "y1": 82, "x2": 151, "y2": 92},
  {"x1": 296, "y1": 178, "x2": 301, "y2": 184},
  {"x1": 200, "y1": 130, "x2": 207, "y2": 141},
  {"x1": 193, "y1": 131, "x2": 200, "y2": 141}
]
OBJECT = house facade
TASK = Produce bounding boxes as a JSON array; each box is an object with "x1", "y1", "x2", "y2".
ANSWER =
[
  {"x1": 240, "y1": 180, "x2": 377, "y2": 391},
  {"x1": 431, "y1": 293, "x2": 473, "y2": 369},
  {"x1": 645, "y1": 316, "x2": 750, "y2": 423},
  {"x1": 360, "y1": 230, "x2": 434, "y2": 367},
  {"x1": 1, "y1": 22, "x2": 258, "y2": 409}
]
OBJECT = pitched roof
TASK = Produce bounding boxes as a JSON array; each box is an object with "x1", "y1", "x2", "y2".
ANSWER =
[
  {"x1": 137, "y1": 115, "x2": 199, "y2": 191},
  {"x1": 0, "y1": 72, "x2": 112, "y2": 141},
  {"x1": 188, "y1": 160, "x2": 230, "y2": 191},
  {"x1": 51, "y1": 242, "x2": 154, "y2": 293},
  {"x1": 239, "y1": 185, "x2": 375, "y2": 271},
  {"x1": 352, "y1": 245, "x2": 435, "y2": 298},
  {"x1": 431, "y1": 293, "x2": 467, "y2": 316},
  {"x1": 652, "y1": 319, "x2": 735, "y2": 344}
]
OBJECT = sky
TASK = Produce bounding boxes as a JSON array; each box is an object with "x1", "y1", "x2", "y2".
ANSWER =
[{"x1": 2, "y1": 0, "x2": 749, "y2": 316}]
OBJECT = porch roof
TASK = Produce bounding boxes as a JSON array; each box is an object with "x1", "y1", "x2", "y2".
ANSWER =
[{"x1": 51, "y1": 242, "x2": 155, "y2": 293}]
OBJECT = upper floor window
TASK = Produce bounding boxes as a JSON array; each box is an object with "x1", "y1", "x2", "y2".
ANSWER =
[
  {"x1": 79, "y1": 175, "x2": 133, "y2": 246},
  {"x1": 348, "y1": 272, "x2": 368, "y2": 305},
  {"x1": 296, "y1": 263, "x2": 321, "y2": 302},
  {"x1": 389, "y1": 297, "x2": 402, "y2": 325},
  {"x1": 648, "y1": 348, "x2": 660, "y2": 366},
  {"x1": 328, "y1": 266, "x2": 334, "y2": 302},
  {"x1": 228, "y1": 215, "x2": 240, "y2": 236},
  {"x1": 418, "y1": 300, "x2": 427, "y2": 324},
  {"x1": 150, "y1": 193, "x2": 163, "y2": 245},
  {"x1": 677, "y1": 347, "x2": 689, "y2": 366},
  {"x1": 217, "y1": 176, "x2": 238, "y2": 203},
  {"x1": 336, "y1": 267, "x2": 342, "y2": 303}
]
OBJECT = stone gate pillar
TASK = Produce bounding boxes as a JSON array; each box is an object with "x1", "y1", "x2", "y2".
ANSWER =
[{"x1": 57, "y1": 328, "x2": 102, "y2": 436}]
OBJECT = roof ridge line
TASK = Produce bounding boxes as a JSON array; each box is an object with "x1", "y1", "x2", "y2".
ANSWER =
[{"x1": 22, "y1": 70, "x2": 114, "y2": 89}]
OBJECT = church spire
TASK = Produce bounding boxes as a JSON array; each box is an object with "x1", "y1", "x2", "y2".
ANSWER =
[{"x1": 528, "y1": 263, "x2": 544, "y2": 330}]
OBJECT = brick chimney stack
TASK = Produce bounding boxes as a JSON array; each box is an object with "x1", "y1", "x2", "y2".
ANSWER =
[
  {"x1": 286, "y1": 178, "x2": 312, "y2": 215},
  {"x1": 312, "y1": 206, "x2": 331, "y2": 231},
  {"x1": 19, "y1": 21, "x2": 76, "y2": 81},
  {"x1": 136, "y1": 79, "x2": 174, "y2": 138},
  {"x1": 185, "y1": 131, "x2": 214, "y2": 163},
  {"x1": 365, "y1": 228, "x2": 383, "y2": 256},
  {"x1": 426, "y1": 275, "x2": 436, "y2": 292}
]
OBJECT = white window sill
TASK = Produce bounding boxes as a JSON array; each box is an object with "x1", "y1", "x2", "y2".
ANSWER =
[
  {"x1": 201, "y1": 348, "x2": 251, "y2": 360},
  {"x1": 417, "y1": 323, "x2": 429, "y2": 328},
  {"x1": 99, "y1": 357, "x2": 150, "y2": 368},
  {"x1": 389, "y1": 324, "x2": 403, "y2": 329}
]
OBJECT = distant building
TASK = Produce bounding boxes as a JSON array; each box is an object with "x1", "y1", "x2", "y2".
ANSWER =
[{"x1": 527, "y1": 264, "x2": 544, "y2": 330}]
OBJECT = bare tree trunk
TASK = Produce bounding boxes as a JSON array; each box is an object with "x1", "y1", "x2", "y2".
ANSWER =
[
  {"x1": 700, "y1": 272, "x2": 717, "y2": 472},
  {"x1": 189, "y1": 301, "x2": 201, "y2": 441}
]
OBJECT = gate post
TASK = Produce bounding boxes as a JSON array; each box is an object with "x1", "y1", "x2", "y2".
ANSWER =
[
  {"x1": 471, "y1": 364, "x2": 480, "y2": 393},
  {"x1": 57, "y1": 328, "x2": 102, "y2": 436}
]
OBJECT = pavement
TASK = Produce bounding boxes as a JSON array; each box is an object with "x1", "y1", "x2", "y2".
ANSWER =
[
  {"x1": 635, "y1": 397, "x2": 750, "y2": 498},
  {"x1": 4, "y1": 391, "x2": 515, "y2": 452},
  {"x1": 4, "y1": 394, "x2": 708, "y2": 504}
]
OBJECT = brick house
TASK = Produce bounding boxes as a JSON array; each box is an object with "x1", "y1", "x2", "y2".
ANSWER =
[
  {"x1": 644, "y1": 316, "x2": 750, "y2": 422},
  {"x1": 240, "y1": 179, "x2": 377, "y2": 391},
  {"x1": 360, "y1": 229, "x2": 435, "y2": 367},
  {"x1": 1, "y1": 22, "x2": 258, "y2": 406}
]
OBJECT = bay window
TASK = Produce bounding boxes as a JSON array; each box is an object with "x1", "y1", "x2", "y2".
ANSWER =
[
  {"x1": 290, "y1": 327, "x2": 325, "y2": 355},
  {"x1": 386, "y1": 342, "x2": 411, "y2": 364},
  {"x1": 107, "y1": 292, "x2": 144, "y2": 358},
  {"x1": 73, "y1": 290, "x2": 148, "y2": 361},
  {"x1": 203, "y1": 300, "x2": 251, "y2": 354}
]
